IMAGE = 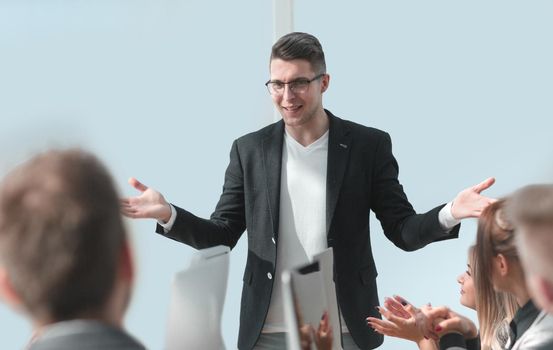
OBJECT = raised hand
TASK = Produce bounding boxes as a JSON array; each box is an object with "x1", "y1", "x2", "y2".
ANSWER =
[
  {"x1": 367, "y1": 296, "x2": 438, "y2": 350},
  {"x1": 367, "y1": 303, "x2": 422, "y2": 342},
  {"x1": 451, "y1": 177, "x2": 497, "y2": 219},
  {"x1": 380, "y1": 296, "x2": 438, "y2": 340},
  {"x1": 120, "y1": 177, "x2": 172, "y2": 222}
]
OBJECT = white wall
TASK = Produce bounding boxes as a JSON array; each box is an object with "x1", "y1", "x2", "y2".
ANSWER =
[
  {"x1": 295, "y1": 1, "x2": 553, "y2": 348},
  {"x1": 1, "y1": 1, "x2": 552, "y2": 349}
]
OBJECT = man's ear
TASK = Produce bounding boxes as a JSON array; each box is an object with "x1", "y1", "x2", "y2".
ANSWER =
[
  {"x1": 320, "y1": 74, "x2": 330, "y2": 93},
  {"x1": 538, "y1": 277, "x2": 553, "y2": 308},
  {"x1": 0, "y1": 267, "x2": 22, "y2": 309},
  {"x1": 118, "y1": 240, "x2": 134, "y2": 285}
]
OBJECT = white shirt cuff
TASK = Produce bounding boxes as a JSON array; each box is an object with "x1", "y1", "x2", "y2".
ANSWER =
[
  {"x1": 158, "y1": 204, "x2": 177, "y2": 233},
  {"x1": 438, "y1": 201, "x2": 461, "y2": 231}
]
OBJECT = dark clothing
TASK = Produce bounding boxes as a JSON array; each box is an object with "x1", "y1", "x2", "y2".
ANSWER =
[
  {"x1": 29, "y1": 320, "x2": 146, "y2": 350},
  {"x1": 507, "y1": 300, "x2": 540, "y2": 349},
  {"x1": 157, "y1": 110, "x2": 460, "y2": 349},
  {"x1": 440, "y1": 333, "x2": 480, "y2": 350}
]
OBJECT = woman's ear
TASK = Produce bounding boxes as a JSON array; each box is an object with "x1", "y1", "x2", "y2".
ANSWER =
[{"x1": 494, "y1": 253, "x2": 509, "y2": 277}]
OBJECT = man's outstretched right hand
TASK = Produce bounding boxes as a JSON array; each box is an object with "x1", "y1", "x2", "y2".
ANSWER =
[{"x1": 120, "y1": 177, "x2": 172, "y2": 223}]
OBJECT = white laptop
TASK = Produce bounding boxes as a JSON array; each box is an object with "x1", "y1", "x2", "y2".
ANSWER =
[
  {"x1": 282, "y1": 247, "x2": 342, "y2": 350},
  {"x1": 164, "y1": 245, "x2": 230, "y2": 350}
]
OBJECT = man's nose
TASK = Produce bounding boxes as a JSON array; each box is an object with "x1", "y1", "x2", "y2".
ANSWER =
[{"x1": 282, "y1": 84, "x2": 296, "y2": 100}]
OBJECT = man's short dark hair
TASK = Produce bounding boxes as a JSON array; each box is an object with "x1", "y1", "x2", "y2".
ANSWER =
[
  {"x1": 0, "y1": 149, "x2": 126, "y2": 322},
  {"x1": 270, "y1": 32, "x2": 326, "y2": 74}
]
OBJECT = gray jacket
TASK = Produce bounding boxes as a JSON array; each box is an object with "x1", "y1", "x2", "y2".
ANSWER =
[
  {"x1": 509, "y1": 310, "x2": 553, "y2": 350},
  {"x1": 29, "y1": 320, "x2": 146, "y2": 350}
]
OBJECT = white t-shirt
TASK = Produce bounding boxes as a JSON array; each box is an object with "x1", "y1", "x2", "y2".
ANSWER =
[{"x1": 263, "y1": 129, "x2": 329, "y2": 332}]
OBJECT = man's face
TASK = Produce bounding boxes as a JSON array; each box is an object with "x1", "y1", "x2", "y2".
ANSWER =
[{"x1": 268, "y1": 58, "x2": 328, "y2": 128}]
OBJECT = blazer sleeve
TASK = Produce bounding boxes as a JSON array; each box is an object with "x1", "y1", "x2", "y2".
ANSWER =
[
  {"x1": 370, "y1": 132, "x2": 460, "y2": 251},
  {"x1": 155, "y1": 139, "x2": 246, "y2": 250}
]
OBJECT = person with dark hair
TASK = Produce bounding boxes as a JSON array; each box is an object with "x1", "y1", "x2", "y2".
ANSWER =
[
  {"x1": 121, "y1": 32, "x2": 495, "y2": 349},
  {"x1": 0, "y1": 149, "x2": 145, "y2": 350}
]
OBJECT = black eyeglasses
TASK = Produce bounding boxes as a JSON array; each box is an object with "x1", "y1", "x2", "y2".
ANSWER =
[{"x1": 265, "y1": 73, "x2": 325, "y2": 96}]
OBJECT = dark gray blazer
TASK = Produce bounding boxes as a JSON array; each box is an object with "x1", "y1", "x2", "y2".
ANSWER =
[
  {"x1": 157, "y1": 110, "x2": 460, "y2": 349},
  {"x1": 28, "y1": 320, "x2": 146, "y2": 350}
]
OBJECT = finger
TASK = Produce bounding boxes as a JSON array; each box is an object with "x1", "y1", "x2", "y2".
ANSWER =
[
  {"x1": 424, "y1": 306, "x2": 450, "y2": 320},
  {"x1": 393, "y1": 295, "x2": 411, "y2": 307},
  {"x1": 393, "y1": 294, "x2": 421, "y2": 316},
  {"x1": 370, "y1": 323, "x2": 390, "y2": 335},
  {"x1": 121, "y1": 210, "x2": 140, "y2": 219},
  {"x1": 319, "y1": 311, "x2": 329, "y2": 331},
  {"x1": 404, "y1": 304, "x2": 419, "y2": 317},
  {"x1": 120, "y1": 202, "x2": 136, "y2": 211},
  {"x1": 376, "y1": 305, "x2": 398, "y2": 321},
  {"x1": 434, "y1": 317, "x2": 460, "y2": 334},
  {"x1": 384, "y1": 298, "x2": 411, "y2": 319},
  {"x1": 375, "y1": 306, "x2": 410, "y2": 325},
  {"x1": 367, "y1": 317, "x2": 394, "y2": 328},
  {"x1": 369, "y1": 321, "x2": 395, "y2": 335},
  {"x1": 120, "y1": 206, "x2": 144, "y2": 219},
  {"x1": 472, "y1": 177, "x2": 495, "y2": 194},
  {"x1": 128, "y1": 177, "x2": 148, "y2": 193}
]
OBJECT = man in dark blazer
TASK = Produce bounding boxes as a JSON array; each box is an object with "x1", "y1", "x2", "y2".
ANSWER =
[
  {"x1": 121, "y1": 32, "x2": 495, "y2": 349},
  {"x1": 0, "y1": 150, "x2": 145, "y2": 350}
]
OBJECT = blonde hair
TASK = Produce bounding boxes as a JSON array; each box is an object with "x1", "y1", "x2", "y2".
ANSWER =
[{"x1": 473, "y1": 199, "x2": 519, "y2": 350}]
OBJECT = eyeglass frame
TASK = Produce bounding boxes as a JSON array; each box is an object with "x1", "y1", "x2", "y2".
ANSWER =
[{"x1": 264, "y1": 73, "x2": 326, "y2": 96}]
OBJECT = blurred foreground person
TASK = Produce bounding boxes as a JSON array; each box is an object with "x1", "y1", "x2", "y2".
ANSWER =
[
  {"x1": 509, "y1": 184, "x2": 553, "y2": 315},
  {"x1": 0, "y1": 149, "x2": 145, "y2": 350}
]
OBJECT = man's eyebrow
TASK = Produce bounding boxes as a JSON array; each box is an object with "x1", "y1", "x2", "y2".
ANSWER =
[{"x1": 269, "y1": 76, "x2": 311, "y2": 83}]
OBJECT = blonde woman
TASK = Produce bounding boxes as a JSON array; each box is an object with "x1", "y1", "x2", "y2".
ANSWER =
[
  {"x1": 367, "y1": 200, "x2": 525, "y2": 349},
  {"x1": 428, "y1": 198, "x2": 552, "y2": 349},
  {"x1": 366, "y1": 246, "x2": 483, "y2": 349}
]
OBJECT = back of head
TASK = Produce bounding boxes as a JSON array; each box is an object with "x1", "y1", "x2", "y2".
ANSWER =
[
  {"x1": 509, "y1": 184, "x2": 553, "y2": 228},
  {"x1": 271, "y1": 32, "x2": 326, "y2": 74},
  {"x1": 473, "y1": 199, "x2": 519, "y2": 350},
  {"x1": 508, "y1": 184, "x2": 553, "y2": 313},
  {"x1": 0, "y1": 149, "x2": 126, "y2": 323}
]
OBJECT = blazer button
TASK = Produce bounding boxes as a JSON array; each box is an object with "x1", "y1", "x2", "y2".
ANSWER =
[{"x1": 267, "y1": 272, "x2": 273, "y2": 280}]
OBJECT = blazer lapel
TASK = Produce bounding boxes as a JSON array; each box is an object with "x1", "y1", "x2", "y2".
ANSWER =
[
  {"x1": 326, "y1": 111, "x2": 351, "y2": 235},
  {"x1": 262, "y1": 120, "x2": 285, "y2": 237}
]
